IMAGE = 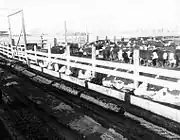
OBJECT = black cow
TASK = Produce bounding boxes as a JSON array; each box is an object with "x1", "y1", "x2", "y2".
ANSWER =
[
  {"x1": 122, "y1": 51, "x2": 129, "y2": 63},
  {"x1": 175, "y1": 49, "x2": 180, "y2": 66},
  {"x1": 139, "y1": 50, "x2": 151, "y2": 65},
  {"x1": 51, "y1": 46, "x2": 65, "y2": 54}
]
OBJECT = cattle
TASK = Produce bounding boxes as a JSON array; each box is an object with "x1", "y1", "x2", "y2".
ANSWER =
[
  {"x1": 139, "y1": 50, "x2": 152, "y2": 66},
  {"x1": 175, "y1": 49, "x2": 180, "y2": 67},
  {"x1": 122, "y1": 51, "x2": 129, "y2": 63},
  {"x1": 51, "y1": 46, "x2": 65, "y2": 54},
  {"x1": 82, "y1": 40, "x2": 119, "y2": 60}
]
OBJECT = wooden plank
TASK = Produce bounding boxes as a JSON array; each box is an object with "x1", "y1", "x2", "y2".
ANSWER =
[
  {"x1": 138, "y1": 66, "x2": 180, "y2": 79},
  {"x1": 134, "y1": 48, "x2": 140, "y2": 89},
  {"x1": 21, "y1": 70, "x2": 36, "y2": 77},
  {"x1": 56, "y1": 55, "x2": 134, "y2": 72},
  {"x1": 66, "y1": 45, "x2": 70, "y2": 70},
  {"x1": 26, "y1": 50, "x2": 35, "y2": 54},
  {"x1": 51, "y1": 53, "x2": 67, "y2": 59},
  {"x1": 70, "y1": 56, "x2": 92, "y2": 63},
  {"x1": 87, "y1": 82, "x2": 125, "y2": 101},
  {"x1": 138, "y1": 75, "x2": 180, "y2": 90},
  {"x1": 51, "y1": 60, "x2": 180, "y2": 90},
  {"x1": 36, "y1": 51, "x2": 48, "y2": 57},
  {"x1": 57, "y1": 61, "x2": 134, "y2": 80},
  {"x1": 92, "y1": 45, "x2": 96, "y2": 77},
  {"x1": 176, "y1": 110, "x2": 180, "y2": 123},
  {"x1": 94, "y1": 66, "x2": 133, "y2": 80},
  {"x1": 130, "y1": 96, "x2": 180, "y2": 123},
  {"x1": 29, "y1": 64, "x2": 42, "y2": 72},
  {"x1": 95, "y1": 59, "x2": 134, "y2": 70},
  {"x1": 43, "y1": 68, "x2": 60, "y2": 78},
  {"x1": 27, "y1": 50, "x2": 48, "y2": 57},
  {"x1": 50, "y1": 58, "x2": 67, "y2": 65},
  {"x1": 27, "y1": 54, "x2": 36, "y2": 60},
  {"x1": 4, "y1": 46, "x2": 180, "y2": 90},
  {"x1": 31, "y1": 55, "x2": 49, "y2": 62},
  {"x1": 87, "y1": 82, "x2": 180, "y2": 123},
  {"x1": 31, "y1": 75, "x2": 52, "y2": 85},
  {"x1": 61, "y1": 74, "x2": 86, "y2": 87}
]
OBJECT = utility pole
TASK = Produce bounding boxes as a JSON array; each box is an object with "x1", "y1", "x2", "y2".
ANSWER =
[
  {"x1": 64, "y1": 21, "x2": 67, "y2": 45},
  {"x1": 64, "y1": 21, "x2": 70, "y2": 70},
  {"x1": 86, "y1": 24, "x2": 89, "y2": 43}
]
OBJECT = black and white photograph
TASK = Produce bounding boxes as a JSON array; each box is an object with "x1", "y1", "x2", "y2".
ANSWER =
[{"x1": 0, "y1": 0, "x2": 180, "y2": 139}]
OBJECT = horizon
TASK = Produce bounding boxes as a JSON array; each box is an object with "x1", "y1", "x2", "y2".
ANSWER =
[{"x1": 0, "y1": 0, "x2": 180, "y2": 40}]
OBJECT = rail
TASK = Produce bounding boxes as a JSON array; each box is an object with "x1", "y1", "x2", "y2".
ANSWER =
[
  {"x1": 0, "y1": 44, "x2": 180, "y2": 124},
  {"x1": 0, "y1": 44, "x2": 180, "y2": 90}
]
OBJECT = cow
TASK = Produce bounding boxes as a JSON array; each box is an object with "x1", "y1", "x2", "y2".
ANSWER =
[
  {"x1": 122, "y1": 51, "x2": 129, "y2": 63},
  {"x1": 139, "y1": 50, "x2": 152, "y2": 66},
  {"x1": 175, "y1": 49, "x2": 180, "y2": 67},
  {"x1": 168, "y1": 51, "x2": 176, "y2": 68}
]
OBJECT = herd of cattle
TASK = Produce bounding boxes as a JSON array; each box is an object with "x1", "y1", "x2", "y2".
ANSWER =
[
  {"x1": 68, "y1": 38, "x2": 180, "y2": 68},
  {"x1": 2, "y1": 37, "x2": 177, "y2": 101},
  {"x1": 29, "y1": 37, "x2": 180, "y2": 69}
]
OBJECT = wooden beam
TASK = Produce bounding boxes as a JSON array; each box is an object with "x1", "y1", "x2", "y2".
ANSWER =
[
  {"x1": 8, "y1": 10, "x2": 23, "y2": 17},
  {"x1": 133, "y1": 46, "x2": 140, "y2": 89},
  {"x1": 91, "y1": 44, "x2": 96, "y2": 77}
]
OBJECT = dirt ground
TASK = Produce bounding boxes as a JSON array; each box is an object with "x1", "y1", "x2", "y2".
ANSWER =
[{"x1": 0, "y1": 108, "x2": 12, "y2": 140}]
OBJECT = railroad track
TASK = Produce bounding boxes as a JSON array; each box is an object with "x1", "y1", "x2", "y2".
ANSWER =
[{"x1": 1, "y1": 62, "x2": 180, "y2": 140}]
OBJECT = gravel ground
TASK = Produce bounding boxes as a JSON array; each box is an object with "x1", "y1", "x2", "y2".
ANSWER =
[
  {"x1": 0, "y1": 115, "x2": 13, "y2": 140},
  {"x1": 1, "y1": 57, "x2": 180, "y2": 139},
  {"x1": 1, "y1": 67, "x2": 126, "y2": 140}
]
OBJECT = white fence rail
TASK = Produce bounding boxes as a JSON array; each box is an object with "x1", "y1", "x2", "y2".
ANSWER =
[
  {"x1": 1, "y1": 44, "x2": 180, "y2": 90},
  {"x1": 1, "y1": 44, "x2": 180, "y2": 124}
]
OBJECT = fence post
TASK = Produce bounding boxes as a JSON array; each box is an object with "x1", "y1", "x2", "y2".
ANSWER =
[
  {"x1": 96, "y1": 36, "x2": 99, "y2": 41},
  {"x1": 54, "y1": 38, "x2": 57, "y2": 47},
  {"x1": 133, "y1": 46, "x2": 140, "y2": 89},
  {"x1": 87, "y1": 33, "x2": 89, "y2": 43},
  {"x1": 66, "y1": 44, "x2": 70, "y2": 70},
  {"x1": 92, "y1": 44, "x2": 96, "y2": 77},
  {"x1": 34, "y1": 45, "x2": 37, "y2": 64},
  {"x1": 114, "y1": 36, "x2": 116, "y2": 44},
  {"x1": 8, "y1": 16, "x2": 14, "y2": 59},
  {"x1": 48, "y1": 44, "x2": 51, "y2": 62},
  {"x1": 21, "y1": 10, "x2": 29, "y2": 66}
]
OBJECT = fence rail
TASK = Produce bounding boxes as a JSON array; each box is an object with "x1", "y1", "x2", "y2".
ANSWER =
[
  {"x1": 1, "y1": 44, "x2": 180, "y2": 124},
  {"x1": 1, "y1": 44, "x2": 180, "y2": 90}
]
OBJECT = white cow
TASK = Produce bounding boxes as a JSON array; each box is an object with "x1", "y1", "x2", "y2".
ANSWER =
[{"x1": 118, "y1": 49, "x2": 123, "y2": 62}]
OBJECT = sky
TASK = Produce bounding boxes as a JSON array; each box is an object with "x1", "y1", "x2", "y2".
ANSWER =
[{"x1": 0, "y1": 0, "x2": 180, "y2": 39}]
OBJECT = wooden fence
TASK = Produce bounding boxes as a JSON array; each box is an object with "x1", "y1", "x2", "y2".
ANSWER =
[
  {"x1": 1, "y1": 44, "x2": 180, "y2": 90},
  {"x1": 0, "y1": 43, "x2": 180, "y2": 124}
]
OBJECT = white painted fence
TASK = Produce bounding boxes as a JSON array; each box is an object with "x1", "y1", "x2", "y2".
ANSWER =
[
  {"x1": 1, "y1": 44, "x2": 180, "y2": 124},
  {"x1": 1, "y1": 44, "x2": 180, "y2": 90},
  {"x1": 27, "y1": 46, "x2": 180, "y2": 90}
]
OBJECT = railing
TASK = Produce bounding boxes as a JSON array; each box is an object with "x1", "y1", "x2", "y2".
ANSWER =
[
  {"x1": 32, "y1": 46, "x2": 180, "y2": 90},
  {"x1": 1, "y1": 43, "x2": 180, "y2": 124},
  {"x1": 1, "y1": 44, "x2": 180, "y2": 90}
]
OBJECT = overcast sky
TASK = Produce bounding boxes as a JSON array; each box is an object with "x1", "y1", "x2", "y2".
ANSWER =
[{"x1": 0, "y1": 0, "x2": 180, "y2": 38}]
